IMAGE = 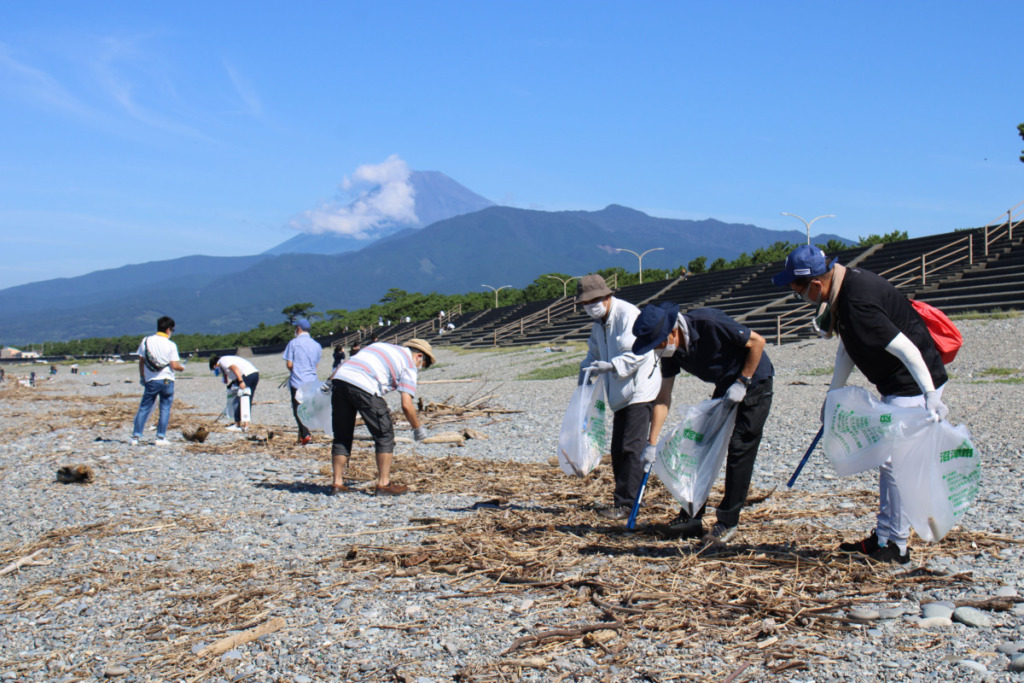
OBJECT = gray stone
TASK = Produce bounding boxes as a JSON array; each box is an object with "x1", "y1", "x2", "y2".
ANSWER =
[
  {"x1": 867, "y1": 628, "x2": 883, "y2": 637},
  {"x1": 995, "y1": 586, "x2": 1019, "y2": 597},
  {"x1": 953, "y1": 606, "x2": 993, "y2": 628},
  {"x1": 1010, "y1": 655, "x2": 1024, "y2": 673},
  {"x1": 294, "y1": 677, "x2": 312, "y2": 683},
  {"x1": 102, "y1": 668, "x2": 130, "y2": 678},
  {"x1": 849, "y1": 608, "x2": 880, "y2": 621},
  {"x1": 278, "y1": 513, "x2": 309, "y2": 525},
  {"x1": 957, "y1": 659, "x2": 987, "y2": 674},
  {"x1": 877, "y1": 608, "x2": 903, "y2": 619},
  {"x1": 917, "y1": 616, "x2": 952, "y2": 629},
  {"x1": 220, "y1": 650, "x2": 242, "y2": 661},
  {"x1": 996, "y1": 640, "x2": 1024, "y2": 655},
  {"x1": 922, "y1": 603, "x2": 954, "y2": 620}
]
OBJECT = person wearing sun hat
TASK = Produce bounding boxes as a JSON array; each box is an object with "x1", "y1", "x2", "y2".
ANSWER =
[
  {"x1": 773, "y1": 244, "x2": 948, "y2": 565},
  {"x1": 631, "y1": 302, "x2": 774, "y2": 547},
  {"x1": 326, "y1": 337, "x2": 436, "y2": 497},
  {"x1": 576, "y1": 273, "x2": 660, "y2": 521}
]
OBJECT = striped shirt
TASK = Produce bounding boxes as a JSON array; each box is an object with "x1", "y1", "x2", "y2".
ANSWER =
[{"x1": 330, "y1": 342, "x2": 417, "y2": 397}]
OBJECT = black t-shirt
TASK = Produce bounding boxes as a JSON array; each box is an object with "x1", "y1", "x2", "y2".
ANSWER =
[
  {"x1": 661, "y1": 308, "x2": 774, "y2": 398},
  {"x1": 834, "y1": 267, "x2": 947, "y2": 396}
]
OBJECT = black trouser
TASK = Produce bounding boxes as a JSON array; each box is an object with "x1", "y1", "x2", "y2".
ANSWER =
[
  {"x1": 331, "y1": 380, "x2": 395, "y2": 457},
  {"x1": 680, "y1": 377, "x2": 773, "y2": 528},
  {"x1": 610, "y1": 401, "x2": 654, "y2": 508},
  {"x1": 289, "y1": 386, "x2": 310, "y2": 439}
]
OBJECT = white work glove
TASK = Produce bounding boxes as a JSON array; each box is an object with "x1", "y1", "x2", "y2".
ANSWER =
[
  {"x1": 319, "y1": 381, "x2": 332, "y2": 395},
  {"x1": 587, "y1": 361, "x2": 614, "y2": 375},
  {"x1": 413, "y1": 426, "x2": 428, "y2": 441},
  {"x1": 723, "y1": 381, "x2": 747, "y2": 406},
  {"x1": 924, "y1": 391, "x2": 948, "y2": 423},
  {"x1": 236, "y1": 387, "x2": 252, "y2": 397},
  {"x1": 642, "y1": 444, "x2": 657, "y2": 465}
]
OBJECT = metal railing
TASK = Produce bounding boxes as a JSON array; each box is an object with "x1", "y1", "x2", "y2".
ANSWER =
[
  {"x1": 980, "y1": 200, "x2": 1023, "y2": 256},
  {"x1": 878, "y1": 233, "x2": 975, "y2": 290},
  {"x1": 773, "y1": 299, "x2": 818, "y2": 344},
  {"x1": 490, "y1": 297, "x2": 577, "y2": 346}
]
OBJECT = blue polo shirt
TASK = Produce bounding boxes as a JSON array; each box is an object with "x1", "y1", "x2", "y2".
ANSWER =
[
  {"x1": 282, "y1": 332, "x2": 323, "y2": 388},
  {"x1": 660, "y1": 308, "x2": 774, "y2": 398}
]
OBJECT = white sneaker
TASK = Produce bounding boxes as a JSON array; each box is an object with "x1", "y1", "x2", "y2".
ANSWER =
[
  {"x1": 154, "y1": 438, "x2": 171, "y2": 446},
  {"x1": 130, "y1": 438, "x2": 140, "y2": 446},
  {"x1": 226, "y1": 425, "x2": 242, "y2": 432}
]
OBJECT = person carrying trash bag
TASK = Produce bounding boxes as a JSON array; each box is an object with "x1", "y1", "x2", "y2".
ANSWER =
[
  {"x1": 575, "y1": 274, "x2": 660, "y2": 521},
  {"x1": 632, "y1": 303, "x2": 774, "y2": 547},
  {"x1": 283, "y1": 318, "x2": 323, "y2": 445},
  {"x1": 326, "y1": 338, "x2": 435, "y2": 497},
  {"x1": 209, "y1": 354, "x2": 260, "y2": 431},
  {"x1": 773, "y1": 244, "x2": 948, "y2": 565}
]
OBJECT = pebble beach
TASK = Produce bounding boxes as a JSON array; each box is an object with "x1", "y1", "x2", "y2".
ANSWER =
[{"x1": 2, "y1": 317, "x2": 1024, "y2": 682}]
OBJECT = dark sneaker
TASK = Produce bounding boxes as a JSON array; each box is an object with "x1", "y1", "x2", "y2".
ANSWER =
[
  {"x1": 597, "y1": 506, "x2": 630, "y2": 521},
  {"x1": 667, "y1": 513, "x2": 704, "y2": 538},
  {"x1": 701, "y1": 522, "x2": 737, "y2": 547},
  {"x1": 375, "y1": 482, "x2": 409, "y2": 496},
  {"x1": 327, "y1": 484, "x2": 349, "y2": 496},
  {"x1": 838, "y1": 531, "x2": 880, "y2": 556},
  {"x1": 864, "y1": 540, "x2": 911, "y2": 565}
]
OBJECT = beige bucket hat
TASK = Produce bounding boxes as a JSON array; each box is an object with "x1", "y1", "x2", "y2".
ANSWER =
[{"x1": 403, "y1": 338, "x2": 437, "y2": 368}]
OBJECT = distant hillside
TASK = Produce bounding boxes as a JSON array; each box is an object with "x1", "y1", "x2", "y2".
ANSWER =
[
  {"x1": 0, "y1": 204, "x2": 849, "y2": 344},
  {"x1": 262, "y1": 171, "x2": 495, "y2": 256}
]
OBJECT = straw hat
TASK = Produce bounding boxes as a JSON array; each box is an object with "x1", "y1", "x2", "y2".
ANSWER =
[{"x1": 403, "y1": 338, "x2": 437, "y2": 367}]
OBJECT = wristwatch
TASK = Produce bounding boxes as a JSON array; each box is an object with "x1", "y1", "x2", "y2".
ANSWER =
[{"x1": 738, "y1": 375, "x2": 753, "y2": 387}]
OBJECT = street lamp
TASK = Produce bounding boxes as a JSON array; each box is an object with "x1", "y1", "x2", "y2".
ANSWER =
[
  {"x1": 780, "y1": 212, "x2": 836, "y2": 245},
  {"x1": 613, "y1": 247, "x2": 664, "y2": 284},
  {"x1": 481, "y1": 284, "x2": 511, "y2": 308},
  {"x1": 544, "y1": 274, "x2": 580, "y2": 298}
]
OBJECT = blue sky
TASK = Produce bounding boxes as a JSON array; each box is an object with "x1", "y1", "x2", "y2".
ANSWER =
[{"x1": 1, "y1": 2, "x2": 1022, "y2": 290}]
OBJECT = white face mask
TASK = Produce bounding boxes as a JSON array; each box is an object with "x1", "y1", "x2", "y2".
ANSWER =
[
  {"x1": 660, "y1": 343, "x2": 677, "y2": 358},
  {"x1": 584, "y1": 301, "x2": 607, "y2": 320}
]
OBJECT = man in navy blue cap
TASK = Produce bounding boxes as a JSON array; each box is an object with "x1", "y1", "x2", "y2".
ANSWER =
[
  {"x1": 283, "y1": 317, "x2": 323, "y2": 445},
  {"x1": 632, "y1": 303, "x2": 774, "y2": 546},
  {"x1": 773, "y1": 244, "x2": 948, "y2": 565}
]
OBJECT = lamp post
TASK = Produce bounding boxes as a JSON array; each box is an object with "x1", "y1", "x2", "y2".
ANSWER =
[
  {"x1": 481, "y1": 284, "x2": 511, "y2": 308},
  {"x1": 613, "y1": 247, "x2": 664, "y2": 284},
  {"x1": 780, "y1": 212, "x2": 836, "y2": 245},
  {"x1": 544, "y1": 274, "x2": 580, "y2": 298}
]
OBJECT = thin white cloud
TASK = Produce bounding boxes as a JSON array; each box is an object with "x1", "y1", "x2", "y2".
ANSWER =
[
  {"x1": 223, "y1": 60, "x2": 263, "y2": 118},
  {"x1": 91, "y1": 36, "x2": 211, "y2": 141},
  {"x1": 0, "y1": 43, "x2": 92, "y2": 117},
  {"x1": 292, "y1": 155, "x2": 418, "y2": 237}
]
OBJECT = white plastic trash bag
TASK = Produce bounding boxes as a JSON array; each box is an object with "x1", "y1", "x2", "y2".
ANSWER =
[
  {"x1": 557, "y1": 369, "x2": 608, "y2": 477},
  {"x1": 822, "y1": 387, "x2": 921, "y2": 476},
  {"x1": 295, "y1": 380, "x2": 333, "y2": 436},
  {"x1": 653, "y1": 398, "x2": 737, "y2": 518},
  {"x1": 892, "y1": 417, "x2": 980, "y2": 543}
]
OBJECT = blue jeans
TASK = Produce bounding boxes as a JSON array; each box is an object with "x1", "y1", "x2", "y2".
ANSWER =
[{"x1": 133, "y1": 379, "x2": 175, "y2": 439}]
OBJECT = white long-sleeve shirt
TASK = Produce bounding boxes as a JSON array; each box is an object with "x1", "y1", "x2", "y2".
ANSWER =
[{"x1": 580, "y1": 297, "x2": 661, "y2": 412}]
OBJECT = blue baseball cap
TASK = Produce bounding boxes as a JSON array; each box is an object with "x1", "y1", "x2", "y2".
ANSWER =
[
  {"x1": 772, "y1": 245, "x2": 831, "y2": 287},
  {"x1": 631, "y1": 302, "x2": 680, "y2": 355},
  {"x1": 295, "y1": 318, "x2": 312, "y2": 331}
]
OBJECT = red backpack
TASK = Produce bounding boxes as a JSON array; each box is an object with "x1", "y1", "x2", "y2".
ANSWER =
[{"x1": 910, "y1": 299, "x2": 962, "y2": 364}]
